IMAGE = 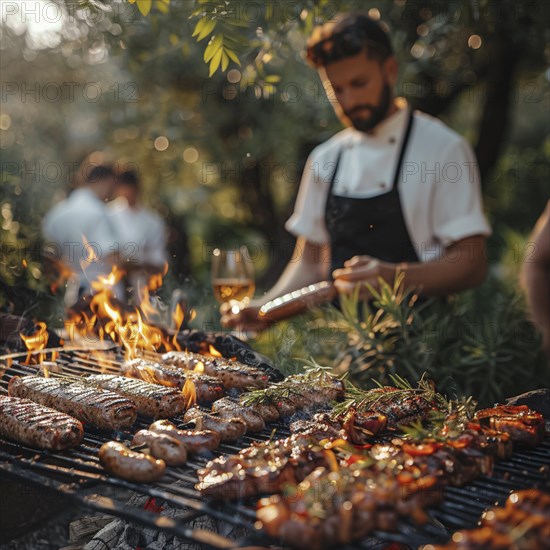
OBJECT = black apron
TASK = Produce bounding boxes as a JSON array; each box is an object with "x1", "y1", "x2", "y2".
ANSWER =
[{"x1": 325, "y1": 110, "x2": 419, "y2": 273}]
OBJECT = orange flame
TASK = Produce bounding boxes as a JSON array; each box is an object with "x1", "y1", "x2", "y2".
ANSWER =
[
  {"x1": 181, "y1": 377, "x2": 197, "y2": 409},
  {"x1": 63, "y1": 261, "x2": 193, "y2": 360},
  {"x1": 194, "y1": 361, "x2": 205, "y2": 374},
  {"x1": 20, "y1": 322, "x2": 49, "y2": 365},
  {"x1": 208, "y1": 345, "x2": 222, "y2": 358}
]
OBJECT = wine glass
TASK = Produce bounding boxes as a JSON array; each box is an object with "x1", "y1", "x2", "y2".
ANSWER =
[{"x1": 211, "y1": 247, "x2": 255, "y2": 314}]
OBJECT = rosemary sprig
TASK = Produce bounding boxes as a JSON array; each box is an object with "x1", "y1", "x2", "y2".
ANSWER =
[
  {"x1": 332, "y1": 373, "x2": 448, "y2": 417},
  {"x1": 240, "y1": 359, "x2": 342, "y2": 406},
  {"x1": 401, "y1": 396, "x2": 479, "y2": 442}
]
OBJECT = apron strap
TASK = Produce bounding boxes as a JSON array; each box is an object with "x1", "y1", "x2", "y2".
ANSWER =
[
  {"x1": 391, "y1": 108, "x2": 415, "y2": 190},
  {"x1": 327, "y1": 148, "x2": 343, "y2": 196}
]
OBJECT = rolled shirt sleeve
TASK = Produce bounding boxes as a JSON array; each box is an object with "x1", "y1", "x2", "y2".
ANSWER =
[{"x1": 431, "y1": 138, "x2": 491, "y2": 247}]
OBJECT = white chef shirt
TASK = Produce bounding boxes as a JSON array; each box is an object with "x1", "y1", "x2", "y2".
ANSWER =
[
  {"x1": 285, "y1": 105, "x2": 491, "y2": 262},
  {"x1": 107, "y1": 198, "x2": 167, "y2": 269},
  {"x1": 42, "y1": 188, "x2": 116, "y2": 289}
]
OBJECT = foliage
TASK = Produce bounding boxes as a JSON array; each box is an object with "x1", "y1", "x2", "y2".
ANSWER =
[{"x1": 257, "y1": 274, "x2": 546, "y2": 407}]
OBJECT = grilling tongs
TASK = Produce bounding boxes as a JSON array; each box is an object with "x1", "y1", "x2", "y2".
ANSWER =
[{"x1": 258, "y1": 280, "x2": 337, "y2": 322}]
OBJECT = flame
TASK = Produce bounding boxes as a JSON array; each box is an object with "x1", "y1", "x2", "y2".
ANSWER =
[
  {"x1": 62, "y1": 260, "x2": 194, "y2": 360},
  {"x1": 43, "y1": 364, "x2": 50, "y2": 378},
  {"x1": 80, "y1": 234, "x2": 100, "y2": 274},
  {"x1": 208, "y1": 345, "x2": 222, "y2": 357},
  {"x1": 194, "y1": 361, "x2": 205, "y2": 374},
  {"x1": 172, "y1": 303, "x2": 184, "y2": 332},
  {"x1": 181, "y1": 377, "x2": 197, "y2": 409},
  {"x1": 20, "y1": 322, "x2": 49, "y2": 364}
]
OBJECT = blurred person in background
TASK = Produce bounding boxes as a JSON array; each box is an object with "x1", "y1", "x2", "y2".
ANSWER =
[
  {"x1": 42, "y1": 160, "x2": 117, "y2": 308},
  {"x1": 522, "y1": 201, "x2": 550, "y2": 356},
  {"x1": 107, "y1": 169, "x2": 168, "y2": 305},
  {"x1": 223, "y1": 12, "x2": 490, "y2": 331}
]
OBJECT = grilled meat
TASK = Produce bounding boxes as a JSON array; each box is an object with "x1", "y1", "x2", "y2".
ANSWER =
[
  {"x1": 425, "y1": 490, "x2": 550, "y2": 550},
  {"x1": 290, "y1": 413, "x2": 344, "y2": 440},
  {"x1": 149, "y1": 419, "x2": 221, "y2": 453},
  {"x1": 237, "y1": 371, "x2": 345, "y2": 420},
  {"x1": 121, "y1": 359, "x2": 225, "y2": 403},
  {"x1": 257, "y1": 465, "x2": 442, "y2": 550},
  {"x1": 99, "y1": 441, "x2": 165, "y2": 483},
  {"x1": 211, "y1": 397, "x2": 265, "y2": 432},
  {"x1": 475, "y1": 405, "x2": 545, "y2": 446},
  {"x1": 132, "y1": 430, "x2": 187, "y2": 466},
  {"x1": 196, "y1": 434, "x2": 328, "y2": 500},
  {"x1": 85, "y1": 375, "x2": 185, "y2": 418},
  {"x1": 161, "y1": 351, "x2": 270, "y2": 390},
  {"x1": 8, "y1": 375, "x2": 137, "y2": 430},
  {"x1": 0, "y1": 395, "x2": 83, "y2": 450},
  {"x1": 340, "y1": 407, "x2": 387, "y2": 444},
  {"x1": 183, "y1": 407, "x2": 247, "y2": 442},
  {"x1": 364, "y1": 386, "x2": 437, "y2": 428}
]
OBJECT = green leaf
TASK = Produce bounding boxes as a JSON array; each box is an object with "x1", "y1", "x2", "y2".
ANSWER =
[
  {"x1": 225, "y1": 48, "x2": 241, "y2": 65},
  {"x1": 193, "y1": 18, "x2": 216, "y2": 41},
  {"x1": 221, "y1": 51, "x2": 229, "y2": 71},
  {"x1": 136, "y1": 0, "x2": 152, "y2": 16},
  {"x1": 204, "y1": 33, "x2": 223, "y2": 62},
  {"x1": 265, "y1": 75, "x2": 281, "y2": 83},
  {"x1": 198, "y1": 19, "x2": 216, "y2": 41},
  {"x1": 156, "y1": 0, "x2": 169, "y2": 14},
  {"x1": 209, "y1": 48, "x2": 223, "y2": 76}
]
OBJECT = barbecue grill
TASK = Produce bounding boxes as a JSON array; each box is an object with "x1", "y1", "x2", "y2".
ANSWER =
[{"x1": 1, "y1": 348, "x2": 549, "y2": 549}]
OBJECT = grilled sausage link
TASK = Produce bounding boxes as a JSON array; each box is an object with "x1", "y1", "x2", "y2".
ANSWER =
[
  {"x1": 149, "y1": 420, "x2": 220, "y2": 453},
  {"x1": 86, "y1": 375, "x2": 186, "y2": 418},
  {"x1": 161, "y1": 351, "x2": 270, "y2": 390},
  {"x1": 183, "y1": 407, "x2": 247, "y2": 442},
  {"x1": 132, "y1": 430, "x2": 187, "y2": 466},
  {"x1": 99, "y1": 441, "x2": 166, "y2": 482},
  {"x1": 211, "y1": 397, "x2": 265, "y2": 432},
  {"x1": 0, "y1": 395, "x2": 83, "y2": 450},
  {"x1": 8, "y1": 376, "x2": 137, "y2": 430},
  {"x1": 121, "y1": 359, "x2": 226, "y2": 404}
]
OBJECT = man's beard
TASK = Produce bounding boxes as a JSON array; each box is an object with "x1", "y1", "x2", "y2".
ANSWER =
[{"x1": 344, "y1": 82, "x2": 392, "y2": 133}]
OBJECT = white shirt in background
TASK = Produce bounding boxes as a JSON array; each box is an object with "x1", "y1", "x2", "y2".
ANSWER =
[
  {"x1": 107, "y1": 198, "x2": 167, "y2": 270},
  {"x1": 285, "y1": 105, "x2": 491, "y2": 262},
  {"x1": 42, "y1": 188, "x2": 116, "y2": 294}
]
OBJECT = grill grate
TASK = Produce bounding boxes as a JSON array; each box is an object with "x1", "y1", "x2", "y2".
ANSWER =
[{"x1": 1, "y1": 349, "x2": 549, "y2": 549}]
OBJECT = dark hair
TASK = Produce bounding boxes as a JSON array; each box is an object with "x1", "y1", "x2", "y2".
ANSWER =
[
  {"x1": 306, "y1": 12, "x2": 393, "y2": 67},
  {"x1": 86, "y1": 164, "x2": 114, "y2": 184},
  {"x1": 117, "y1": 169, "x2": 140, "y2": 189}
]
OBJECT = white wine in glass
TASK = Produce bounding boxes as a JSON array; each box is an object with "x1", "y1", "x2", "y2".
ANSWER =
[{"x1": 212, "y1": 247, "x2": 255, "y2": 307}]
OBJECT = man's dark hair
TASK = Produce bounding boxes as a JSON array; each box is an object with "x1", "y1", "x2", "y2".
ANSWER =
[
  {"x1": 306, "y1": 12, "x2": 393, "y2": 67},
  {"x1": 86, "y1": 164, "x2": 114, "y2": 184},
  {"x1": 117, "y1": 169, "x2": 140, "y2": 189}
]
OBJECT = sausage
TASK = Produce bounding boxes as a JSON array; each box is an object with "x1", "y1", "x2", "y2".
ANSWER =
[
  {"x1": 121, "y1": 359, "x2": 226, "y2": 404},
  {"x1": 161, "y1": 351, "x2": 270, "y2": 390},
  {"x1": 149, "y1": 420, "x2": 221, "y2": 453},
  {"x1": 8, "y1": 375, "x2": 137, "y2": 430},
  {"x1": 132, "y1": 430, "x2": 187, "y2": 466},
  {"x1": 98, "y1": 441, "x2": 165, "y2": 483},
  {"x1": 183, "y1": 407, "x2": 247, "y2": 442},
  {"x1": 0, "y1": 395, "x2": 83, "y2": 450},
  {"x1": 211, "y1": 398, "x2": 265, "y2": 432},
  {"x1": 85, "y1": 375, "x2": 186, "y2": 418}
]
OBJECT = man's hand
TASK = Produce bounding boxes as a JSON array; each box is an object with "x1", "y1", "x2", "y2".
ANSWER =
[
  {"x1": 332, "y1": 256, "x2": 392, "y2": 298},
  {"x1": 220, "y1": 301, "x2": 273, "y2": 334}
]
